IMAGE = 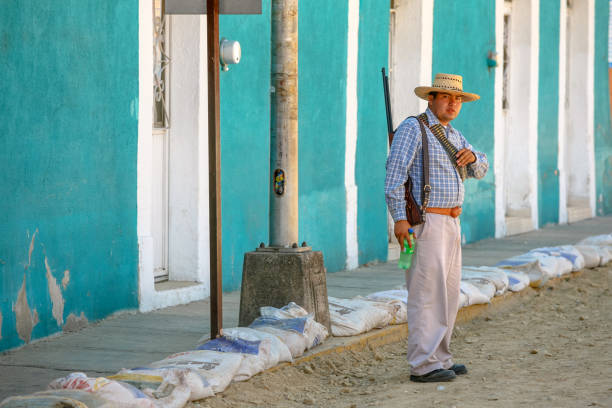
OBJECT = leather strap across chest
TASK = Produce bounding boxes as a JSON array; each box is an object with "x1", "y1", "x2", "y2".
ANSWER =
[{"x1": 418, "y1": 113, "x2": 467, "y2": 181}]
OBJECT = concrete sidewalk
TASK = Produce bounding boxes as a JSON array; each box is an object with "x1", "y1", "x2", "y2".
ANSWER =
[{"x1": 1, "y1": 217, "x2": 611, "y2": 401}]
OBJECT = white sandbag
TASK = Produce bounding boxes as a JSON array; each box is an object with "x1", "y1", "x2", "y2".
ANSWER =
[
  {"x1": 260, "y1": 302, "x2": 308, "y2": 319},
  {"x1": 461, "y1": 267, "x2": 509, "y2": 296},
  {"x1": 328, "y1": 296, "x2": 395, "y2": 337},
  {"x1": 502, "y1": 270, "x2": 531, "y2": 292},
  {"x1": 460, "y1": 281, "x2": 491, "y2": 306},
  {"x1": 577, "y1": 234, "x2": 612, "y2": 247},
  {"x1": 147, "y1": 350, "x2": 243, "y2": 394},
  {"x1": 457, "y1": 291, "x2": 468, "y2": 309},
  {"x1": 250, "y1": 324, "x2": 308, "y2": 358},
  {"x1": 574, "y1": 245, "x2": 602, "y2": 268},
  {"x1": 108, "y1": 371, "x2": 192, "y2": 408},
  {"x1": 253, "y1": 304, "x2": 328, "y2": 351},
  {"x1": 596, "y1": 246, "x2": 612, "y2": 265},
  {"x1": 496, "y1": 252, "x2": 572, "y2": 286},
  {"x1": 114, "y1": 367, "x2": 213, "y2": 403},
  {"x1": 49, "y1": 372, "x2": 158, "y2": 408},
  {"x1": 204, "y1": 327, "x2": 293, "y2": 367},
  {"x1": 463, "y1": 277, "x2": 496, "y2": 299},
  {"x1": 0, "y1": 390, "x2": 115, "y2": 408},
  {"x1": 196, "y1": 336, "x2": 270, "y2": 382},
  {"x1": 365, "y1": 290, "x2": 408, "y2": 324},
  {"x1": 529, "y1": 245, "x2": 585, "y2": 271}
]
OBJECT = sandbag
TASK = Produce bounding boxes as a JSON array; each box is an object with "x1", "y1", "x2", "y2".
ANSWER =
[
  {"x1": 502, "y1": 270, "x2": 531, "y2": 292},
  {"x1": 144, "y1": 350, "x2": 245, "y2": 394},
  {"x1": 249, "y1": 323, "x2": 308, "y2": 358},
  {"x1": 457, "y1": 291, "x2": 468, "y2": 309},
  {"x1": 365, "y1": 290, "x2": 408, "y2": 324},
  {"x1": 196, "y1": 336, "x2": 268, "y2": 382},
  {"x1": 113, "y1": 368, "x2": 210, "y2": 403},
  {"x1": 496, "y1": 252, "x2": 572, "y2": 286},
  {"x1": 577, "y1": 234, "x2": 612, "y2": 247},
  {"x1": 529, "y1": 246, "x2": 585, "y2": 271},
  {"x1": 200, "y1": 327, "x2": 292, "y2": 367},
  {"x1": 107, "y1": 371, "x2": 191, "y2": 408},
  {"x1": 461, "y1": 267, "x2": 509, "y2": 296},
  {"x1": 574, "y1": 245, "x2": 602, "y2": 268},
  {"x1": 460, "y1": 281, "x2": 492, "y2": 306},
  {"x1": 256, "y1": 303, "x2": 328, "y2": 350},
  {"x1": 0, "y1": 390, "x2": 114, "y2": 408},
  {"x1": 596, "y1": 246, "x2": 612, "y2": 265},
  {"x1": 328, "y1": 296, "x2": 395, "y2": 337},
  {"x1": 48, "y1": 372, "x2": 157, "y2": 408}
]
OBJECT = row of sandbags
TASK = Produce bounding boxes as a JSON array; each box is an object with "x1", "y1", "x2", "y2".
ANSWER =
[
  {"x1": 3, "y1": 235, "x2": 611, "y2": 407},
  {"x1": 327, "y1": 234, "x2": 612, "y2": 336},
  {"x1": 0, "y1": 304, "x2": 328, "y2": 408}
]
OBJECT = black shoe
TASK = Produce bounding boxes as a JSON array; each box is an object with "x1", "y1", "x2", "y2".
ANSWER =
[
  {"x1": 449, "y1": 363, "x2": 467, "y2": 375},
  {"x1": 410, "y1": 369, "x2": 456, "y2": 383}
]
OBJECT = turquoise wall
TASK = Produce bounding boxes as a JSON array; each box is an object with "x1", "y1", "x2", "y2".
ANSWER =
[
  {"x1": 0, "y1": 1, "x2": 139, "y2": 351},
  {"x1": 537, "y1": 0, "x2": 561, "y2": 226},
  {"x1": 595, "y1": 0, "x2": 612, "y2": 215},
  {"x1": 432, "y1": 0, "x2": 496, "y2": 243},
  {"x1": 220, "y1": 1, "x2": 272, "y2": 291},
  {"x1": 298, "y1": 0, "x2": 349, "y2": 272},
  {"x1": 356, "y1": 0, "x2": 389, "y2": 264}
]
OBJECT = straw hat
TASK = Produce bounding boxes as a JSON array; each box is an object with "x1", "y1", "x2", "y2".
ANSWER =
[{"x1": 414, "y1": 73, "x2": 480, "y2": 102}]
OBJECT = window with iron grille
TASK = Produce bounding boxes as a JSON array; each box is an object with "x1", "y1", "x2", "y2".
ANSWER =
[{"x1": 154, "y1": 0, "x2": 170, "y2": 129}]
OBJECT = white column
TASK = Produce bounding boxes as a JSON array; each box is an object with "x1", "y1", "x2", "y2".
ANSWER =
[
  {"x1": 138, "y1": 0, "x2": 155, "y2": 309},
  {"x1": 586, "y1": 0, "x2": 596, "y2": 216},
  {"x1": 345, "y1": 0, "x2": 360, "y2": 270},
  {"x1": 558, "y1": 0, "x2": 568, "y2": 223},
  {"x1": 494, "y1": 0, "x2": 506, "y2": 238}
]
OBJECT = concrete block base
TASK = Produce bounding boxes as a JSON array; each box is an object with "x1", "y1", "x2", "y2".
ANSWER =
[{"x1": 239, "y1": 249, "x2": 331, "y2": 331}]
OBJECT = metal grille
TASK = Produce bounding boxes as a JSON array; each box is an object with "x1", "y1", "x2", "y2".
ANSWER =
[{"x1": 154, "y1": 0, "x2": 171, "y2": 128}]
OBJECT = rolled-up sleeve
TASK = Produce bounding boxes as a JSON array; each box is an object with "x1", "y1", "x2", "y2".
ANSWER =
[
  {"x1": 457, "y1": 131, "x2": 488, "y2": 180},
  {"x1": 385, "y1": 120, "x2": 420, "y2": 222}
]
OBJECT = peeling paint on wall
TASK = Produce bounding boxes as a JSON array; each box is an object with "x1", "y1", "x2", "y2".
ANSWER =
[
  {"x1": 63, "y1": 312, "x2": 89, "y2": 333},
  {"x1": 45, "y1": 256, "x2": 65, "y2": 326},
  {"x1": 13, "y1": 275, "x2": 39, "y2": 343},
  {"x1": 25, "y1": 229, "x2": 38, "y2": 270},
  {"x1": 62, "y1": 270, "x2": 70, "y2": 290},
  {"x1": 0, "y1": 310, "x2": 3, "y2": 340}
]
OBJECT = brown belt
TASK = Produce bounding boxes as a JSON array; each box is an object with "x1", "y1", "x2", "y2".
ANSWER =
[{"x1": 425, "y1": 206, "x2": 462, "y2": 218}]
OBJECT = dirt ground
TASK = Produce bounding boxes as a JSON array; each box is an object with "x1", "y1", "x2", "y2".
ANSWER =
[{"x1": 190, "y1": 265, "x2": 611, "y2": 408}]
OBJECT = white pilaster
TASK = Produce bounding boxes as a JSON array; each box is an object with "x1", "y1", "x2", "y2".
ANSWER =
[
  {"x1": 345, "y1": 0, "x2": 360, "y2": 270},
  {"x1": 494, "y1": 0, "x2": 506, "y2": 238},
  {"x1": 558, "y1": 0, "x2": 568, "y2": 223}
]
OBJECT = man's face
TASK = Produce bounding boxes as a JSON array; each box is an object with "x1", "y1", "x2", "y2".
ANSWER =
[{"x1": 427, "y1": 92, "x2": 462, "y2": 125}]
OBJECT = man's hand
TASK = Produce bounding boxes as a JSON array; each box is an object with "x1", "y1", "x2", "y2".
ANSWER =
[
  {"x1": 394, "y1": 220, "x2": 412, "y2": 251},
  {"x1": 456, "y1": 148, "x2": 476, "y2": 167}
]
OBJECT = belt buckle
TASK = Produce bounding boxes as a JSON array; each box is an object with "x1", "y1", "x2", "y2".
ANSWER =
[{"x1": 450, "y1": 207, "x2": 462, "y2": 218}]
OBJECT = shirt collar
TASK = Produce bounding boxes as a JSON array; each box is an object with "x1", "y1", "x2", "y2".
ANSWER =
[{"x1": 425, "y1": 107, "x2": 454, "y2": 130}]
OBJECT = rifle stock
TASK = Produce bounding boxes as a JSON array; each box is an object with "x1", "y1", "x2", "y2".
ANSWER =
[{"x1": 381, "y1": 67, "x2": 394, "y2": 145}]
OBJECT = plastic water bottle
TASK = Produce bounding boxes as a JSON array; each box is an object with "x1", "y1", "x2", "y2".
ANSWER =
[{"x1": 398, "y1": 228, "x2": 415, "y2": 269}]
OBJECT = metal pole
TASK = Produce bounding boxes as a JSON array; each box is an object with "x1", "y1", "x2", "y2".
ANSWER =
[
  {"x1": 270, "y1": 0, "x2": 299, "y2": 247},
  {"x1": 207, "y1": 0, "x2": 222, "y2": 339}
]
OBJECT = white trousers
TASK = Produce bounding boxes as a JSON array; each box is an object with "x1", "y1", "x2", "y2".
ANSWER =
[{"x1": 405, "y1": 213, "x2": 462, "y2": 375}]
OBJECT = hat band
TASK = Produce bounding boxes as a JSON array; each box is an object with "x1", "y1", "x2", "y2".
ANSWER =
[{"x1": 432, "y1": 84, "x2": 463, "y2": 92}]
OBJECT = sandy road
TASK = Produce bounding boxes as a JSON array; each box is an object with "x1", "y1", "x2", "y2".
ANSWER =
[{"x1": 192, "y1": 266, "x2": 611, "y2": 408}]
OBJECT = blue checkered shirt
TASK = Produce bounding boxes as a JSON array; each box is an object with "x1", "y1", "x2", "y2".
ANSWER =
[{"x1": 385, "y1": 108, "x2": 489, "y2": 222}]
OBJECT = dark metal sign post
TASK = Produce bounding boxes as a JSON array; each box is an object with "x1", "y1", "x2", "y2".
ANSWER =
[
  {"x1": 166, "y1": 0, "x2": 261, "y2": 340},
  {"x1": 206, "y1": 0, "x2": 222, "y2": 340}
]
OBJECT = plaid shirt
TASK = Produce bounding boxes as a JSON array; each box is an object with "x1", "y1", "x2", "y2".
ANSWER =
[{"x1": 385, "y1": 108, "x2": 488, "y2": 222}]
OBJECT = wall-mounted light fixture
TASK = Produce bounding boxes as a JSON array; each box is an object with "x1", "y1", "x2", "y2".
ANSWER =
[{"x1": 220, "y1": 38, "x2": 241, "y2": 71}]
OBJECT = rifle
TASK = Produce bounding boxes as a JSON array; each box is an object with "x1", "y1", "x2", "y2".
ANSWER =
[{"x1": 381, "y1": 67, "x2": 394, "y2": 145}]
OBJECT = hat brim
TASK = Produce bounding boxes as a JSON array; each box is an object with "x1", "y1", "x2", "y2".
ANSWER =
[{"x1": 414, "y1": 86, "x2": 480, "y2": 102}]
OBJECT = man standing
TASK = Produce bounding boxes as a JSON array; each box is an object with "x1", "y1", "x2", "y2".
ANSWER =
[{"x1": 385, "y1": 73, "x2": 489, "y2": 382}]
